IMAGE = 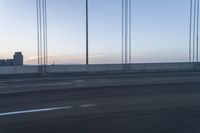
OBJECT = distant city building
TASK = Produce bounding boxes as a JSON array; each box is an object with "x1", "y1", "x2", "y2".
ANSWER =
[
  {"x1": 0, "y1": 59, "x2": 6, "y2": 66},
  {"x1": 13, "y1": 52, "x2": 23, "y2": 66},
  {"x1": 0, "y1": 52, "x2": 23, "y2": 66},
  {"x1": 5, "y1": 59, "x2": 14, "y2": 66}
]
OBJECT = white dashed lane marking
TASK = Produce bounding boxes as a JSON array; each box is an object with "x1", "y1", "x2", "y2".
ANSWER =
[
  {"x1": 0, "y1": 106, "x2": 73, "y2": 117},
  {"x1": 0, "y1": 104, "x2": 97, "y2": 117},
  {"x1": 79, "y1": 104, "x2": 97, "y2": 108}
]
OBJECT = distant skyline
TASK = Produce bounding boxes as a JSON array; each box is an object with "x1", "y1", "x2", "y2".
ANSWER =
[
  {"x1": 0, "y1": 51, "x2": 23, "y2": 66},
  {"x1": 0, "y1": 0, "x2": 190, "y2": 64}
]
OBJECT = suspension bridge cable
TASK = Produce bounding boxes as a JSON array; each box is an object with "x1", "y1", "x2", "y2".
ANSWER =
[
  {"x1": 125, "y1": 0, "x2": 128, "y2": 64},
  {"x1": 36, "y1": 0, "x2": 40, "y2": 66},
  {"x1": 129, "y1": 0, "x2": 132, "y2": 64},
  {"x1": 197, "y1": 0, "x2": 199, "y2": 62},
  {"x1": 44, "y1": 0, "x2": 48, "y2": 66},
  {"x1": 122, "y1": 0, "x2": 124, "y2": 64},
  {"x1": 38, "y1": 0, "x2": 43, "y2": 66},
  {"x1": 42, "y1": 0, "x2": 46, "y2": 67},
  {"x1": 86, "y1": 0, "x2": 89, "y2": 65},
  {"x1": 193, "y1": 0, "x2": 197, "y2": 62},
  {"x1": 189, "y1": 0, "x2": 193, "y2": 62}
]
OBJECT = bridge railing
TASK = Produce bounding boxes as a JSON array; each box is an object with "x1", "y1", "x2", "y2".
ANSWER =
[{"x1": 0, "y1": 63, "x2": 199, "y2": 75}]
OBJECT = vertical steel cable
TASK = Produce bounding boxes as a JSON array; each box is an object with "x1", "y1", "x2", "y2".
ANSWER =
[
  {"x1": 122, "y1": 0, "x2": 132, "y2": 64},
  {"x1": 42, "y1": 0, "x2": 46, "y2": 67},
  {"x1": 122, "y1": 0, "x2": 124, "y2": 64},
  {"x1": 38, "y1": 0, "x2": 42, "y2": 66},
  {"x1": 39, "y1": 0, "x2": 43, "y2": 66},
  {"x1": 193, "y1": 0, "x2": 197, "y2": 62},
  {"x1": 125, "y1": 0, "x2": 128, "y2": 64},
  {"x1": 36, "y1": 0, "x2": 40, "y2": 67},
  {"x1": 129, "y1": 0, "x2": 132, "y2": 64},
  {"x1": 42, "y1": 0, "x2": 48, "y2": 67},
  {"x1": 44, "y1": 0, "x2": 48, "y2": 66},
  {"x1": 36, "y1": 0, "x2": 48, "y2": 73},
  {"x1": 189, "y1": 0, "x2": 193, "y2": 62},
  {"x1": 197, "y1": 0, "x2": 199, "y2": 62},
  {"x1": 86, "y1": 0, "x2": 89, "y2": 65}
]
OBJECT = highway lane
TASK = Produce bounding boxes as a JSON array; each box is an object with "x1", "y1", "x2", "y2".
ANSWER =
[
  {"x1": 0, "y1": 71, "x2": 200, "y2": 84},
  {"x1": 0, "y1": 71, "x2": 200, "y2": 95},
  {"x1": 0, "y1": 72, "x2": 199, "y2": 132},
  {"x1": 0, "y1": 79, "x2": 200, "y2": 133}
]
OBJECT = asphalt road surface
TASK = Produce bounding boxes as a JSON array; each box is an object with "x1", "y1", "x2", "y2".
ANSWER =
[{"x1": 0, "y1": 71, "x2": 200, "y2": 133}]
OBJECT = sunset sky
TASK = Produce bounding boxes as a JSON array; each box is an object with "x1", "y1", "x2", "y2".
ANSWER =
[{"x1": 0, "y1": 0, "x2": 190, "y2": 65}]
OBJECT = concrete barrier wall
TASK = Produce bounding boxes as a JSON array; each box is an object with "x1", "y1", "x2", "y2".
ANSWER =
[
  {"x1": 47, "y1": 63, "x2": 199, "y2": 74},
  {"x1": 130, "y1": 63, "x2": 196, "y2": 72},
  {"x1": 0, "y1": 63, "x2": 199, "y2": 75},
  {"x1": 0, "y1": 66, "x2": 38, "y2": 75}
]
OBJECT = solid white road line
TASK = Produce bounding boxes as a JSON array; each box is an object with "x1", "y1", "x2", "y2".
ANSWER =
[{"x1": 0, "y1": 106, "x2": 72, "y2": 117}]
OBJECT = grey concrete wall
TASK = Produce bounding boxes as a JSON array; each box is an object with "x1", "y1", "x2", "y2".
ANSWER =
[
  {"x1": 0, "y1": 63, "x2": 199, "y2": 75},
  {"x1": 47, "y1": 63, "x2": 199, "y2": 74},
  {"x1": 130, "y1": 63, "x2": 197, "y2": 72},
  {"x1": 0, "y1": 66, "x2": 38, "y2": 75}
]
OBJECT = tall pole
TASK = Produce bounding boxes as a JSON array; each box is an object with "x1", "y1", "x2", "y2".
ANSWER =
[{"x1": 86, "y1": 0, "x2": 89, "y2": 65}]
